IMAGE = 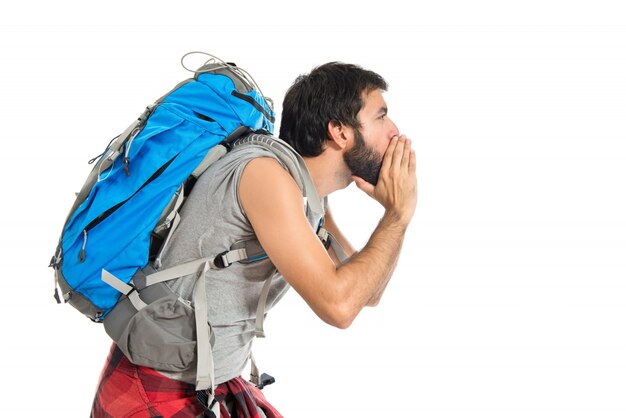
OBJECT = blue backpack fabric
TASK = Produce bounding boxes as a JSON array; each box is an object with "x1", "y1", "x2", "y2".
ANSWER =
[{"x1": 50, "y1": 54, "x2": 275, "y2": 323}]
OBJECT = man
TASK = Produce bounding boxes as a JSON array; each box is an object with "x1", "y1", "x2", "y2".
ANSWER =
[{"x1": 91, "y1": 62, "x2": 416, "y2": 417}]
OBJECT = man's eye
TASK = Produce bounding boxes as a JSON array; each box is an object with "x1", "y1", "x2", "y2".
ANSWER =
[{"x1": 379, "y1": 114, "x2": 386, "y2": 120}]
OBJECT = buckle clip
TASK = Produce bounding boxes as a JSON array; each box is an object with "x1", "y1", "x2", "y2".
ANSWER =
[
  {"x1": 213, "y1": 250, "x2": 230, "y2": 269},
  {"x1": 253, "y1": 372, "x2": 275, "y2": 390},
  {"x1": 195, "y1": 390, "x2": 218, "y2": 416}
]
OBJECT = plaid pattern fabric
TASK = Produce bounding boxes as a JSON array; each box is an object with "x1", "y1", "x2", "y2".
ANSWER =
[{"x1": 91, "y1": 344, "x2": 283, "y2": 418}]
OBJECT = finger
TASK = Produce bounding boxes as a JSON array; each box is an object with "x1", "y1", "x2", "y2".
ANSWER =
[
  {"x1": 380, "y1": 135, "x2": 399, "y2": 174},
  {"x1": 401, "y1": 137, "x2": 412, "y2": 168},
  {"x1": 390, "y1": 135, "x2": 407, "y2": 175},
  {"x1": 409, "y1": 148, "x2": 416, "y2": 174}
]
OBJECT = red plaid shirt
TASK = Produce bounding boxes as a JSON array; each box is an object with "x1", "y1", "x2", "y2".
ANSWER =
[{"x1": 91, "y1": 344, "x2": 283, "y2": 418}]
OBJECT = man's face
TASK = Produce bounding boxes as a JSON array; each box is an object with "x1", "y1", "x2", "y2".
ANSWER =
[{"x1": 343, "y1": 89, "x2": 399, "y2": 185}]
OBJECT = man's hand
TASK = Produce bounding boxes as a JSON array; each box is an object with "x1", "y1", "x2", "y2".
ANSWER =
[{"x1": 352, "y1": 135, "x2": 417, "y2": 227}]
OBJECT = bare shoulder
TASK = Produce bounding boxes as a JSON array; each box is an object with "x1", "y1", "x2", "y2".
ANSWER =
[{"x1": 238, "y1": 156, "x2": 302, "y2": 216}]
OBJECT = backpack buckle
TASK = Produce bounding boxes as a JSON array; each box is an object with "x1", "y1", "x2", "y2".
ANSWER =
[
  {"x1": 196, "y1": 390, "x2": 218, "y2": 417},
  {"x1": 317, "y1": 227, "x2": 331, "y2": 249},
  {"x1": 214, "y1": 248, "x2": 250, "y2": 269},
  {"x1": 253, "y1": 372, "x2": 275, "y2": 390},
  {"x1": 213, "y1": 251, "x2": 230, "y2": 269}
]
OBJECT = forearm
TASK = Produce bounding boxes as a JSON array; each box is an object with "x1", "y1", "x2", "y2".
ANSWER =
[
  {"x1": 366, "y1": 254, "x2": 398, "y2": 306},
  {"x1": 324, "y1": 207, "x2": 399, "y2": 306},
  {"x1": 334, "y1": 212, "x2": 407, "y2": 321}
]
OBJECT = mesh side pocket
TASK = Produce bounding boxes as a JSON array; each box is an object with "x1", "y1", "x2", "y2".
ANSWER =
[{"x1": 115, "y1": 294, "x2": 197, "y2": 372}]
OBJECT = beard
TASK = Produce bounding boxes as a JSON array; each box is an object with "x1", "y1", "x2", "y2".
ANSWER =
[{"x1": 343, "y1": 128, "x2": 383, "y2": 186}]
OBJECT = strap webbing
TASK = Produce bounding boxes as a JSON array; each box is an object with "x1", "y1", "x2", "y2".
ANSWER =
[
  {"x1": 154, "y1": 185, "x2": 186, "y2": 269},
  {"x1": 102, "y1": 269, "x2": 148, "y2": 311},
  {"x1": 192, "y1": 144, "x2": 228, "y2": 178},
  {"x1": 249, "y1": 351, "x2": 261, "y2": 386},
  {"x1": 145, "y1": 245, "x2": 251, "y2": 287},
  {"x1": 218, "y1": 248, "x2": 248, "y2": 267},
  {"x1": 102, "y1": 269, "x2": 133, "y2": 294},
  {"x1": 255, "y1": 276, "x2": 273, "y2": 338},
  {"x1": 146, "y1": 257, "x2": 216, "y2": 286},
  {"x1": 193, "y1": 261, "x2": 215, "y2": 394},
  {"x1": 127, "y1": 290, "x2": 148, "y2": 311}
]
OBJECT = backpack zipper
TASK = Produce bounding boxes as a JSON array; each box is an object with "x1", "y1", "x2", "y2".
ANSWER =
[
  {"x1": 79, "y1": 230, "x2": 88, "y2": 262},
  {"x1": 231, "y1": 91, "x2": 275, "y2": 123},
  {"x1": 78, "y1": 156, "x2": 176, "y2": 262}
]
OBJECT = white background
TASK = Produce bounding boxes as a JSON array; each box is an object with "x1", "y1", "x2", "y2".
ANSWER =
[{"x1": 1, "y1": 1, "x2": 625, "y2": 416}]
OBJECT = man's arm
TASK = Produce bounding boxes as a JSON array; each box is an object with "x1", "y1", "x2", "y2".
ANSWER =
[
  {"x1": 239, "y1": 135, "x2": 416, "y2": 329},
  {"x1": 322, "y1": 207, "x2": 392, "y2": 307}
]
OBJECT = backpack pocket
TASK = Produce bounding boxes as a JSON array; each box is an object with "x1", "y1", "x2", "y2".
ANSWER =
[{"x1": 104, "y1": 286, "x2": 199, "y2": 373}]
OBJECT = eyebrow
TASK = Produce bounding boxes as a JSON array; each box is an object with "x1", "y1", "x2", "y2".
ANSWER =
[{"x1": 377, "y1": 107, "x2": 388, "y2": 117}]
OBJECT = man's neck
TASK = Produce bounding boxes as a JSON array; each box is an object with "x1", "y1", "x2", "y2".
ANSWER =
[{"x1": 302, "y1": 152, "x2": 351, "y2": 199}]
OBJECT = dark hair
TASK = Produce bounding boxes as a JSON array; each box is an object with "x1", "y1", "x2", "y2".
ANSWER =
[{"x1": 279, "y1": 62, "x2": 388, "y2": 157}]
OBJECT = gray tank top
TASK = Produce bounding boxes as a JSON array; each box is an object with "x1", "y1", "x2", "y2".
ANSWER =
[{"x1": 159, "y1": 138, "x2": 325, "y2": 384}]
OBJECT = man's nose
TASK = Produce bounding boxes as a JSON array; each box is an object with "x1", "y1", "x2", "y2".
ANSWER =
[{"x1": 388, "y1": 119, "x2": 400, "y2": 138}]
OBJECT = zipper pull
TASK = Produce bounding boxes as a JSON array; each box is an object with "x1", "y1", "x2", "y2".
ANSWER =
[
  {"x1": 123, "y1": 157, "x2": 131, "y2": 176},
  {"x1": 79, "y1": 230, "x2": 88, "y2": 262},
  {"x1": 50, "y1": 246, "x2": 63, "y2": 303},
  {"x1": 123, "y1": 133, "x2": 136, "y2": 177},
  {"x1": 53, "y1": 288, "x2": 62, "y2": 304}
]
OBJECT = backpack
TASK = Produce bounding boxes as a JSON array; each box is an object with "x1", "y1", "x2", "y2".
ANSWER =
[{"x1": 49, "y1": 52, "x2": 333, "y2": 415}]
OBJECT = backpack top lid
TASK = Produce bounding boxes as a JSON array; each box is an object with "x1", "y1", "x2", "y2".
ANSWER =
[
  {"x1": 53, "y1": 54, "x2": 276, "y2": 321},
  {"x1": 161, "y1": 57, "x2": 275, "y2": 135}
]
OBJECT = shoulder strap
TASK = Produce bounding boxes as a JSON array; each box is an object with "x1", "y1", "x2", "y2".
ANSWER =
[{"x1": 233, "y1": 133, "x2": 324, "y2": 217}]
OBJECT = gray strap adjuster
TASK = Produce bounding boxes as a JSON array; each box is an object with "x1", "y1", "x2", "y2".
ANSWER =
[
  {"x1": 101, "y1": 269, "x2": 147, "y2": 311},
  {"x1": 213, "y1": 248, "x2": 248, "y2": 269}
]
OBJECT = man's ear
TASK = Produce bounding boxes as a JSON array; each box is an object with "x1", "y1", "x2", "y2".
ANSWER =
[{"x1": 326, "y1": 121, "x2": 351, "y2": 150}]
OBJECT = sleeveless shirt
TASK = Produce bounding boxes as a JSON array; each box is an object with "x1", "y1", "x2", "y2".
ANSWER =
[{"x1": 158, "y1": 140, "x2": 325, "y2": 384}]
